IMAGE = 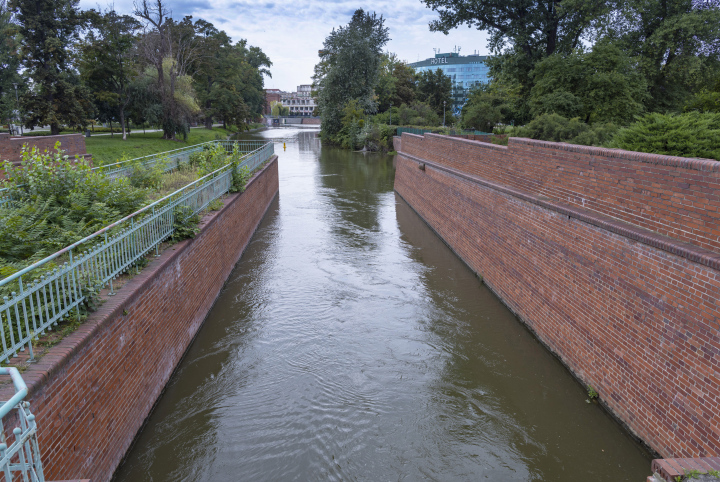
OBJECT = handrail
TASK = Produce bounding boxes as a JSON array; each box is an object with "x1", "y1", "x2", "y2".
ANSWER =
[
  {"x1": 0, "y1": 367, "x2": 44, "y2": 481},
  {"x1": 0, "y1": 368, "x2": 28, "y2": 419},
  {"x1": 0, "y1": 140, "x2": 275, "y2": 364}
]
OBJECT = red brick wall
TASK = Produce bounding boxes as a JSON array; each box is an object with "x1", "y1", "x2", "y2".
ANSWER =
[
  {"x1": 394, "y1": 136, "x2": 720, "y2": 459},
  {"x1": 0, "y1": 133, "x2": 92, "y2": 179},
  {"x1": 400, "y1": 134, "x2": 720, "y2": 253},
  {"x1": 0, "y1": 133, "x2": 89, "y2": 162},
  {"x1": 265, "y1": 92, "x2": 281, "y2": 115},
  {"x1": 0, "y1": 158, "x2": 279, "y2": 482},
  {"x1": 302, "y1": 117, "x2": 321, "y2": 125}
]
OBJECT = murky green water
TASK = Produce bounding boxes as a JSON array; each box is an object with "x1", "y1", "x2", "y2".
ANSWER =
[{"x1": 114, "y1": 128, "x2": 651, "y2": 481}]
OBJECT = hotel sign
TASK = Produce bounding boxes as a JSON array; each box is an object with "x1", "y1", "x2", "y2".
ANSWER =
[{"x1": 430, "y1": 57, "x2": 448, "y2": 65}]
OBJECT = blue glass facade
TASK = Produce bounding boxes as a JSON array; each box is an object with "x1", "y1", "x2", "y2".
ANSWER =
[{"x1": 410, "y1": 53, "x2": 490, "y2": 116}]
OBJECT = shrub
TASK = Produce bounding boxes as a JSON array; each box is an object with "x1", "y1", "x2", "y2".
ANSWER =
[
  {"x1": 0, "y1": 144, "x2": 147, "y2": 263},
  {"x1": 191, "y1": 143, "x2": 230, "y2": 176},
  {"x1": 128, "y1": 153, "x2": 168, "y2": 189},
  {"x1": 358, "y1": 123, "x2": 397, "y2": 151},
  {"x1": 171, "y1": 205, "x2": 200, "y2": 240},
  {"x1": 230, "y1": 162, "x2": 251, "y2": 193},
  {"x1": 512, "y1": 114, "x2": 618, "y2": 146},
  {"x1": 608, "y1": 112, "x2": 720, "y2": 161},
  {"x1": 397, "y1": 102, "x2": 440, "y2": 126},
  {"x1": 207, "y1": 199, "x2": 224, "y2": 211}
]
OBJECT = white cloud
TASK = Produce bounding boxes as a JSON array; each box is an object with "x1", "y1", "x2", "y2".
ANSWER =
[{"x1": 79, "y1": 0, "x2": 490, "y2": 92}]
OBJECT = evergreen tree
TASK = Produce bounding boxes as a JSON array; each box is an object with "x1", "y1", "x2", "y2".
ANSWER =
[
  {"x1": 0, "y1": 0, "x2": 22, "y2": 132},
  {"x1": 11, "y1": 0, "x2": 93, "y2": 134}
]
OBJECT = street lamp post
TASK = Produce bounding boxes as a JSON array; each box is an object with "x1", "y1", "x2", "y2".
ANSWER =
[
  {"x1": 12, "y1": 83, "x2": 22, "y2": 135},
  {"x1": 443, "y1": 100, "x2": 446, "y2": 127}
]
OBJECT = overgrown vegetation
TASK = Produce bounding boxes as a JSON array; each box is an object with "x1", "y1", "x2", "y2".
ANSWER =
[
  {"x1": 0, "y1": 139, "x2": 256, "y2": 278},
  {"x1": 608, "y1": 112, "x2": 720, "y2": 161},
  {"x1": 494, "y1": 112, "x2": 720, "y2": 161},
  {"x1": 314, "y1": 13, "x2": 457, "y2": 152},
  {"x1": 0, "y1": 136, "x2": 260, "y2": 368},
  {"x1": 0, "y1": 144, "x2": 147, "y2": 270}
]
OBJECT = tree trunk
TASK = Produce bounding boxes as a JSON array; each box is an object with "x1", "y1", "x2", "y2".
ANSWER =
[
  {"x1": 205, "y1": 99, "x2": 212, "y2": 129},
  {"x1": 120, "y1": 110, "x2": 127, "y2": 140},
  {"x1": 50, "y1": 123, "x2": 60, "y2": 135}
]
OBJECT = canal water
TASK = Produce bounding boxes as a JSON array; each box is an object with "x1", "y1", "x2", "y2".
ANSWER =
[{"x1": 114, "y1": 128, "x2": 651, "y2": 481}]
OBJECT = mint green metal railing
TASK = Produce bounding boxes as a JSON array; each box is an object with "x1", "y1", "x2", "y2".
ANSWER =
[
  {"x1": 0, "y1": 141, "x2": 274, "y2": 364},
  {"x1": 0, "y1": 140, "x2": 269, "y2": 206},
  {"x1": 0, "y1": 367, "x2": 44, "y2": 482}
]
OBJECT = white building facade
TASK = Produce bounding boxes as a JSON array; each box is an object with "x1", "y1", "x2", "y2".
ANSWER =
[{"x1": 281, "y1": 85, "x2": 317, "y2": 116}]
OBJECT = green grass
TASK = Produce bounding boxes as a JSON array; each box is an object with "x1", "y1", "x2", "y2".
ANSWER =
[{"x1": 85, "y1": 127, "x2": 237, "y2": 166}]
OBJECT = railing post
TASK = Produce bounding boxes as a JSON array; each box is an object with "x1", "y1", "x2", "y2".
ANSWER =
[
  {"x1": 106, "y1": 233, "x2": 114, "y2": 296},
  {"x1": 0, "y1": 368, "x2": 44, "y2": 482}
]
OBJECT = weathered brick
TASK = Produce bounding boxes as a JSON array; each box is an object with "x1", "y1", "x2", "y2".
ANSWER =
[
  {"x1": 395, "y1": 134, "x2": 720, "y2": 459},
  {"x1": 0, "y1": 158, "x2": 278, "y2": 481}
]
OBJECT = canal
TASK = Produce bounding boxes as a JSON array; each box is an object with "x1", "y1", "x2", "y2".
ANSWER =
[{"x1": 114, "y1": 128, "x2": 651, "y2": 481}]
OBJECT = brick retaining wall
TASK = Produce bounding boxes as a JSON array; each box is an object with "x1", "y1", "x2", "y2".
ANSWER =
[
  {"x1": 394, "y1": 134, "x2": 720, "y2": 459},
  {"x1": 0, "y1": 157, "x2": 279, "y2": 481},
  {"x1": 400, "y1": 134, "x2": 720, "y2": 254},
  {"x1": 0, "y1": 133, "x2": 92, "y2": 163}
]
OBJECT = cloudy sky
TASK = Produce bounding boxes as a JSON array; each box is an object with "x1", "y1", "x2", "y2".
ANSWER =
[{"x1": 79, "y1": 0, "x2": 491, "y2": 92}]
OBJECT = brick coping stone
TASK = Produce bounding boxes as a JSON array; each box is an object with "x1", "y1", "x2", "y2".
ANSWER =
[
  {"x1": 410, "y1": 133, "x2": 720, "y2": 172},
  {"x1": 650, "y1": 457, "x2": 720, "y2": 481}
]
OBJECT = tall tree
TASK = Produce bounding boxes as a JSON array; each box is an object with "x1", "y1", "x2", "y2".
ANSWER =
[
  {"x1": 422, "y1": 0, "x2": 609, "y2": 93},
  {"x1": 529, "y1": 40, "x2": 648, "y2": 123},
  {"x1": 134, "y1": 0, "x2": 202, "y2": 139},
  {"x1": 609, "y1": 0, "x2": 720, "y2": 111},
  {"x1": 192, "y1": 19, "x2": 227, "y2": 129},
  {"x1": 0, "y1": 0, "x2": 22, "y2": 133},
  {"x1": 375, "y1": 53, "x2": 417, "y2": 112},
  {"x1": 314, "y1": 9, "x2": 389, "y2": 136},
  {"x1": 461, "y1": 83, "x2": 513, "y2": 132},
  {"x1": 193, "y1": 29, "x2": 272, "y2": 130},
  {"x1": 11, "y1": 0, "x2": 93, "y2": 134},
  {"x1": 80, "y1": 9, "x2": 142, "y2": 140},
  {"x1": 417, "y1": 68, "x2": 452, "y2": 118}
]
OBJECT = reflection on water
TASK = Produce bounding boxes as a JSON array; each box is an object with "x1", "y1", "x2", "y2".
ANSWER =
[{"x1": 114, "y1": 127, "x2": 651, "y2": 481}]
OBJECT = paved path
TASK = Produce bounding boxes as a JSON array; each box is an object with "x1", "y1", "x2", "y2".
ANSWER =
[{"x1": 88, "y1": 124, "x2": 226, "y2": 137}]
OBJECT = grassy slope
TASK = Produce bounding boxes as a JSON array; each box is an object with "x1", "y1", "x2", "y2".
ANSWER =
[{"x1": 85, "y1": 127, "x2": 237, "y2": 166}]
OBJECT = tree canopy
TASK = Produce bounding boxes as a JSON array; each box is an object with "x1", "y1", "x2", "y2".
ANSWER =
[
  {"x1": 417, "y1": 68, "x2": 452, "y2": 119},
  {"x1": 11, "y1": 0, "x2": 93, "y2": 134},
  {"x1": 314, "y1": 9, "x2": 389, "y2": 136},
  {"x1": 0, "y1": 0, "x2": 271, "y2": 138}
]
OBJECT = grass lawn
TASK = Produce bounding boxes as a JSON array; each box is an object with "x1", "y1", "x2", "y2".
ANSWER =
[{"x1": 85, "y1": 127, "x2": 238, "y2": 166}]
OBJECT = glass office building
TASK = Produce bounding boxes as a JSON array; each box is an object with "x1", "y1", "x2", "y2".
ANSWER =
[{"x1": 410, "y1": 52, "x2": 490, "y2": 116}]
